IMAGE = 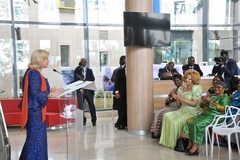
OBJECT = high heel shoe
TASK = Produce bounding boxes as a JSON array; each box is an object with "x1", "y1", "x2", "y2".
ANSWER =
[
  {"x1": 151, "y1": 132, "x2": 160, "y2": 139},
  {"x1": 185, "y1": 147, "x2": 192, "y2": 153},
  {"x1": 186, "y1": 149, "x2": 199, "y2": 156}
]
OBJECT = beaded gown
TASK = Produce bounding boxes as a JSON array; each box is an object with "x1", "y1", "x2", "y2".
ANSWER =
[{"x1": 18, "y1": 69, "x2": 50, "y2": 160}]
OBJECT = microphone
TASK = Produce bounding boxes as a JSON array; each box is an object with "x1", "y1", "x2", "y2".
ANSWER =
[
  {"x1": 53, "y1": 69, "x2": 85, "y2": 81},
  {"x1": 53, "y1": 69, "x2": 62, "y2": 75}
]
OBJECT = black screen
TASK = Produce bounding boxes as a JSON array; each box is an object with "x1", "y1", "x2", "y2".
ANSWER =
[{"x1": 124, "y1": 12, "x2": 170, "y2": 47}]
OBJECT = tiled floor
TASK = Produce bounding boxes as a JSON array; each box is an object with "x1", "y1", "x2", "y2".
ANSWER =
[{"x1": 9, "y1": 117, "x2": 239, "y2": 160}]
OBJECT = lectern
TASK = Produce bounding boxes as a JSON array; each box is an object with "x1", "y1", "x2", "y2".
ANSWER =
[{"x1": 54, "y1": 80, "x2": 97, "y2": 160}]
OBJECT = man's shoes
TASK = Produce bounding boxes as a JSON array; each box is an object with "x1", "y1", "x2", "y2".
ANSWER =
[
  {"x1": 92, "y1": 122, "x2": 96, "y2": 126},
  {"x1": 116, "y1": 125, "x2": 125, "y2": 130}
]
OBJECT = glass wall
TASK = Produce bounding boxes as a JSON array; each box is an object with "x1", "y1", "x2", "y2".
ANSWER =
[
  {"x1": 158, "y1": 0, "x2": 240, "y2": 65},
  {"x1": 158, "y1": 0, "x2": 203, "y2": 64},
  {"x1": 1, "y1": 0, "x2": 240, "y2": 109},
  {"x1": 0, "y1": 24, "x2": 13, "y2": 98}
]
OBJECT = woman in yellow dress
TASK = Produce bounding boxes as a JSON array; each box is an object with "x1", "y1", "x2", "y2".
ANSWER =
[{"x1": 159, "y1": 70, "x2": 202, "y2": 149}]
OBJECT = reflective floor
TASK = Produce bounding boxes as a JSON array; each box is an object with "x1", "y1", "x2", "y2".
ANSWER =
[{"x1": 9, "y1": 116, "x2": 239, "y2": 160}]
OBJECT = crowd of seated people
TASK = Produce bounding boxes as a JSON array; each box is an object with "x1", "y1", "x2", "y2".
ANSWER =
[{"x1": 153, "y1": 66, "x2": 240, "y2": 156}]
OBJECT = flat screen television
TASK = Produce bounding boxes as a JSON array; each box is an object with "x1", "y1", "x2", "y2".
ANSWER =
[{"x1": 124, "y1": 12, "x2": 170, "y2": 47}]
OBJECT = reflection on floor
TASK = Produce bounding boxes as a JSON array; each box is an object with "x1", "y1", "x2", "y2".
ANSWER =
[{"x1": 9, "y1": 117, "x2": 239, "y2": 160}]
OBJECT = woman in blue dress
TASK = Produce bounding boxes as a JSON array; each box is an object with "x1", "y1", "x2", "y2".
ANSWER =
[
  {"x1": 18, "y1": 49, "x2": 63, "y2": 160},
  {"x1": 225, "y1": 79, "x2": 240, "y2": 145}
]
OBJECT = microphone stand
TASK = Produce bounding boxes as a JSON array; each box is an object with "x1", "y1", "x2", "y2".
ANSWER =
[{"x1": 53, "y1": 69, "x2": 85, "y2": 81}]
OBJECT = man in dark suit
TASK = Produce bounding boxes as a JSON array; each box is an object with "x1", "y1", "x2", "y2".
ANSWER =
[
  {"x1": 74, "y1": 58, "x2": 97, "y2": 126},
  {"x1": 182, "y1": 56, "x2": 203, "y2": 76},
  {"x1": 158, "y1": 62, "x2": 180, "y2": 80},
  {"x1": 111, "y1": 55, "x2": 126, "y2": 112},
  {"x1": 113, "y1": 66, "x2": 127, "y2": 130},
  {"x1": 111, "y1": 56, "x2": 126, "y2": 82},
  {"x1": 217, "y1": 50, "x2": 239, "y2": 94}
]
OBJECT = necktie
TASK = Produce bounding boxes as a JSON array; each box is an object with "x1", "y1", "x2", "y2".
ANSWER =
[{"x1": 82, "y1": 68, "x2": 86, "y2": 79}]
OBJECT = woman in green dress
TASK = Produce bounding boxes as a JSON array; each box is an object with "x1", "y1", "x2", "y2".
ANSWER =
[
  {"x1": 183, "y1": 80, "x2": 231, "y2": 155},
  {"x1": 159, "y1": 70, "x2": 202, "y2": 149}
]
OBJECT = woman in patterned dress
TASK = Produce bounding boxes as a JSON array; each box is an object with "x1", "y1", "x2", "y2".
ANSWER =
[
  {"x1": 150, "y1": 74, "x2": 183, "y2": 139},
  {"x1": 182, "y1": 80, "x2": 230, "y2": 155},
  {"x1": 159, "y1": 70, "x2": 202, "y2": 149},
  {"x1": 18, "y1": 49, "x2": 63, "y2": 160}
]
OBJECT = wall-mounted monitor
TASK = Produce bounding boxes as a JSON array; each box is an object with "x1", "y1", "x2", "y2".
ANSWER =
[{"x1": 124, "y1": 12, "x2": 170, "y2": 47}]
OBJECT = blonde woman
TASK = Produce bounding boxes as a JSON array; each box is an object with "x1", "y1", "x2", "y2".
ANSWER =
[
  {"x1": 159, "y1": 70, "x2": 202, "y2": 149},
  {"x1": 18, "y1": 49, "x2": 63, "y2": 160}
]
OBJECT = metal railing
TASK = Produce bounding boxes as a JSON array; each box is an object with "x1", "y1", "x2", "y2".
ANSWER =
[{"x1": 0, "y1": 102, "x2": 11, "y2": 160}]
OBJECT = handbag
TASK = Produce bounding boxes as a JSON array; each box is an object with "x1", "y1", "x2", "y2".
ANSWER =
[{"x1": 174, "y1": 137, "x2": 189, "y2": 152}]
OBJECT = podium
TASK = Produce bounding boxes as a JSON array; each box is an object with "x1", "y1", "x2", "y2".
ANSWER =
[{"x1": 54, "y1": 80, "x2": 96, "y2": 160}]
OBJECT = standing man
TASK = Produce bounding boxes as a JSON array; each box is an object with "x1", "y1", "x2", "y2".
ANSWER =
[
  {"x1": 111, "y1": 55, "x2": 126, "y2": 82},
  {"x1": 217, "y1": 50, "x2": 239, "y2": 94},
  {"x1": 74, "y1": 58, "x2": 97, "y2": 126},
  {"x1": 113, "y1": 64, "x2": 127, "y2": 130},
  {"x1": 111, "y1": 56, "x2": 126, "y2": 127},
  {"x1": 182, "y1": 56, "x2": 203, "y2": 76}
]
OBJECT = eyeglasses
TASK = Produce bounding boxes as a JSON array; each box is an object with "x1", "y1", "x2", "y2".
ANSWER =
[{"x1": 214, "y1": 86, "x2": 223, "y2": 89}]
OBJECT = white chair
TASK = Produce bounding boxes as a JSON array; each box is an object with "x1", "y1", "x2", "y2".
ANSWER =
[
  {"x1": 205, "y1": 105, "x2": 230, "y2": 156},
  {"x1": 210, "y1": 106, "x2": 240, "y2": 160},
  {"x1": 205, "y1": 116, "x2": 220, "y2": 156}
]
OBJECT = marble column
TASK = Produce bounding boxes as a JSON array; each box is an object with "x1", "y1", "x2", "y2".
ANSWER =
[{"x1": 125, "y1": 0, "x2": 153, "y2": 135}]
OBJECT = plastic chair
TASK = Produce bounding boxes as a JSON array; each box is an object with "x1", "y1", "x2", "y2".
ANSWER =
[
  {"x1": 210, "y1": 106, "x2": 240, "y2": 160},
  {"x1": 205, "y1": 116, "x2": 220, "y2": 156},
  {"x1": 205, "y1": 105, "x2": 230, "y2": 156}
]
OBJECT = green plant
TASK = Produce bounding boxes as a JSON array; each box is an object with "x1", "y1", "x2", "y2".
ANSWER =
[
  {"x1": 94, "y1": 98, "x2": 113, "y2": 109},
  {"x1": 95, "y1": 89, "x2": 104, "y2": 98}
]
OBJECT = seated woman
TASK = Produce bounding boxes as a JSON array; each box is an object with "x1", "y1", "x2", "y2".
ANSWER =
[
  {"x1": 207, "y1": 75, "x2": 228, "y2": 95},
  {"x1": 201, "y1": 75, "x2": 228, "y2": 112},
  {"x1": 225, "y1": 79, "x2": 240, "y2": 145},
  {"x1": 150, "y1": 74, "x2": 183, "y2": 139},
  {"x1": 229, "y1": 80, "x2": 240, "y2": 113},
  {"x1": 159, "y1": 70, "x2": 202, "y2": 149},
  {"x1": 182, "y1": 80, "x2": 231, "y2": 156}
]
